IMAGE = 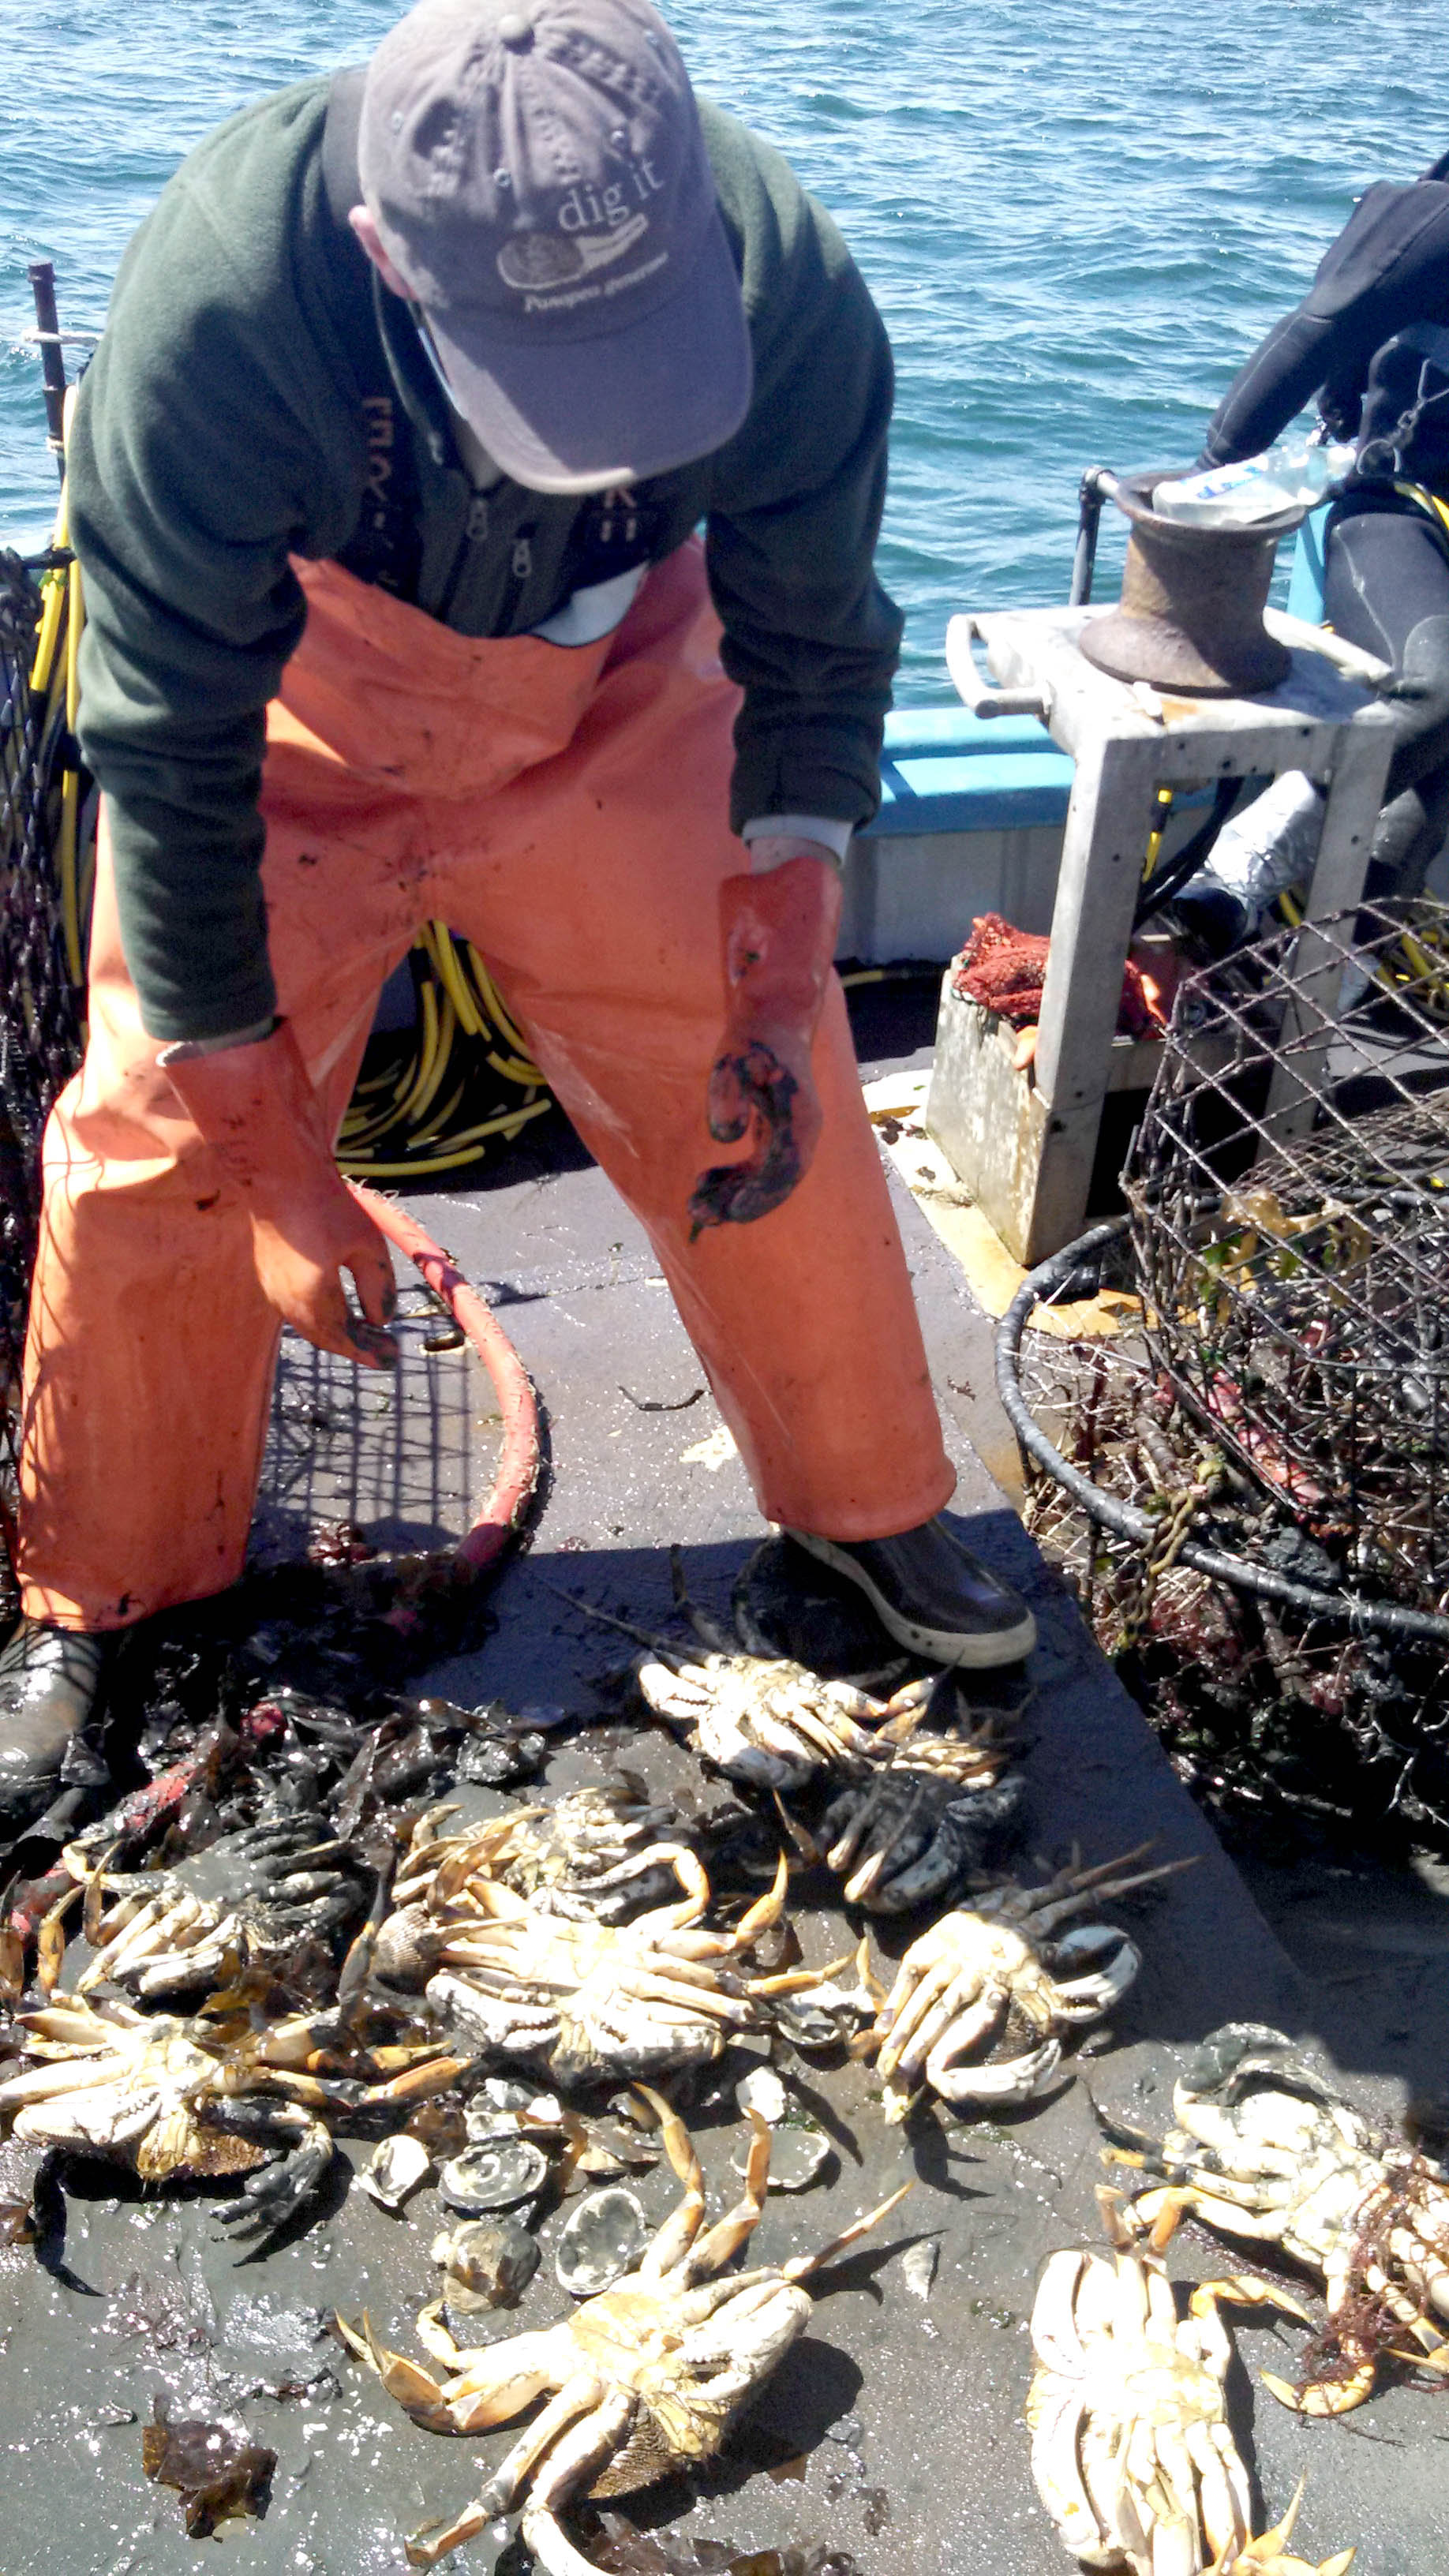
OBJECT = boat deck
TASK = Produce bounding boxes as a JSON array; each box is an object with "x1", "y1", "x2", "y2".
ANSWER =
[{"x1": 1, "y1": 988, "x2": 1444, "y2": 2576}]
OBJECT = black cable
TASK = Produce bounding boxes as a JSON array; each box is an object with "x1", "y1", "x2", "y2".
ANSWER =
[{"x1": 1133, "y1": 777, "x2": 1245, "y2": 930}]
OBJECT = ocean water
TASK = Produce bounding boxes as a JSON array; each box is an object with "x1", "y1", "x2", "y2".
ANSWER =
[{"x1": 3, "y1": 0, "x2": 1447, "y2": 700}]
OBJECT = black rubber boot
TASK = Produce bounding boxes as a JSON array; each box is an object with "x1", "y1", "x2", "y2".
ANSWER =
[
  {"x1": 0, "y1": 1619, "x2": 112, "y2": 1840},
  {"x1": 784, "y1": 1517, "x2": 1036, "y2": 1668}
]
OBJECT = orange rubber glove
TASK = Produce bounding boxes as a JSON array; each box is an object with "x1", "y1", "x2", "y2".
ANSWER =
[
  {"x1": 163, "y1": 1020, "x2": 399, "y2": 1368},
  {"x1": 689, "y1": 852, "x2": 842, "y2": 1235}
]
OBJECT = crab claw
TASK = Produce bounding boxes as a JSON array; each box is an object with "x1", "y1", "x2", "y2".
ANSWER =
[
  {"x1": 213, "y1": 2109, "x2": 332, "y2": 2247},
  {"x1": 1213, "y1": 2475, "x2": 1356, "y2": 2573},
  {"x1": 404, "y1": 2501, "x2": 495, "y2": 2568},
  {"x1": 1260, "y1": 2360, "x2": 1378, "y2": 2416},
  {"x1": 335, "y1": 2312, "x2": 459, "y2": 2432},
  {"x1": 1190, "y1": 2274, "x2": 1318, "y2": 2332}
]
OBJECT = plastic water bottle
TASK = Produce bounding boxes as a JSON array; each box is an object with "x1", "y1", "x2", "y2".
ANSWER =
[{"x1": 1153, "y1": 436, "x2": 1357, "y2": 528}]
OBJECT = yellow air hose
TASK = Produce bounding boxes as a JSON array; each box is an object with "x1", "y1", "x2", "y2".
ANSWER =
[{"x1": 28, "y1": 392, "x2": 88, "y2": 1003}]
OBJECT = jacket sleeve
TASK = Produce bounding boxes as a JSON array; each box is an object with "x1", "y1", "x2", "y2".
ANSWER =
[
  {"x1": 1202, "y1": 182, "x2": 1449, "y2": 466},
  {"x1": 67, "y1": 98, "x2": 364, "y2": 1042},
  {"x1": 702, "y1": 115, "x2": 903, "y2": 835}
]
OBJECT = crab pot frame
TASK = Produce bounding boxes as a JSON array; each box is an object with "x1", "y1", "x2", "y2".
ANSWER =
[
  {"x1": 1122, "y1": 900, "x2": 1449, "y2": 1622},
  {"x1": 995, "y1": 1215, "x2": 1449, "y2": 1848}
]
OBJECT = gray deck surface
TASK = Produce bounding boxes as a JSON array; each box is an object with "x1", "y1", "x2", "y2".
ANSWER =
[{"x1": 1, "y1": 1046, "x2": 1444, "y2": 2576}]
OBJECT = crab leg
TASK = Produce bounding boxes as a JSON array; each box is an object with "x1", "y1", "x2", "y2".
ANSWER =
[
  {"x1": 518, "y1": 2391, "x2": 641, "y2": 2572},
  {"x1": 729, "y1": 1848, "x2": 789, "y2": 1945},
  {"x1": 1185, "y1": 2414, "x2": 1251, "y2": 2567},
  {"x1": 747, "y1": 1948, "x2": 856, "y2": 1998},
  {"x1": 890, "y1": 1970, "x2": 1006, "y2": 2076},
  {"x1": 601, "y1": 1845, "x2": 710, "y2": 1927},
  {"x1": 476, "y1": 2369, "x2": 606, "y2": 2512},
  {"x1": 1020, "y1": 1848, "x2": 1199, "y2": 1937},
  {"x1": 782, "y1": 2178, "x2": 912, "y2": 2279},
  {"x1": 1027, "y1": 2380, "x2": 1102, "y2": 2560},
  {"x1": 681, "y1": 2112, "x2": 772, "y2": 2281},
  {"x1": 77, "y1": 1896, "x2": 168, "y2": 1991},
  {"x1": 634, "y1": 2084, "x2": 706, "y2": 2276},
  {"x1": 0, "y1": 2054, "x2": 144, "y2": 2103},
  {"x1": 841, "y1": 1848, "x2": 891, "y2": 1906}
]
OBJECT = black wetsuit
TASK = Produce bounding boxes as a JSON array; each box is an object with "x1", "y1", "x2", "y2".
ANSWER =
[{"x1": 1204, "y1": 155, "x2": 1449, "y2": 892}]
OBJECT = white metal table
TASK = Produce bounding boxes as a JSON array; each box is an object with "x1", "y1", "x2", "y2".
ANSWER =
[{"x1": 923, "y1": 604, "x2": 1400, "y2": 1267}]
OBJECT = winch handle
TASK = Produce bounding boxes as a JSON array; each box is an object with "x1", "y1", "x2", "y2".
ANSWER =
[{"x1": 945, "y1": 612, "x2": 1050, "y2": 721}]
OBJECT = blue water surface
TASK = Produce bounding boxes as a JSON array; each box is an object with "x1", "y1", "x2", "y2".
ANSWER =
[{"x1": 3, "y1": 0, "x2": 1447, "y2": 698}]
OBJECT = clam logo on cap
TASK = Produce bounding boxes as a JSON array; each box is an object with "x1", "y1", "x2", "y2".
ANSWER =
[{"x1": 497, "y1": 210, "x2": 649, "y2": 291}]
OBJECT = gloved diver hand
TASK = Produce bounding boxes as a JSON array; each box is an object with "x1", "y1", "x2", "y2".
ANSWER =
[
  {"x1": 161, "y1": 1019, "x2": 398, "y2": 1368},
  {"x1": 688, "y1": 843, "x2": 842, "y2": 1234}
]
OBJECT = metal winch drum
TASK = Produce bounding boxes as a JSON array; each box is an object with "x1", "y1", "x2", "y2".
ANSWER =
[{"x1": 1078, "y1": 467, "x2": 1301, "y2": 695}]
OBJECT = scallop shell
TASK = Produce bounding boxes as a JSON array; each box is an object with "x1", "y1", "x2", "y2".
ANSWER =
[
  {"x1": 734, "y1": 2125, "x2": 833, "y2": 2191},
  {"x1": 357, "y1": 2133, "x2": 432, "y2": 2211},
  {"x1": 903, "y1": 2240, "x2": 938, "y2": 2301},
  {"x1": 553, "y1": 2187, "x2": 649, "y2": 2296},
  {"x1": 439, "y1": 2139, "x2": 550, "y2": 2214},
  {"x1": 736, "y1": 2067, "x2": 787, "y2": 2125},
  {"x1": 474, "y1": 2078, "x2": 537, "y2": 2117}
]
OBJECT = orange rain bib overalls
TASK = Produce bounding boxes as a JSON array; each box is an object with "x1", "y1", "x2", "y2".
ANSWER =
[{"x1": 17, "y1": 538, "x2": 953, "y2": 1629}]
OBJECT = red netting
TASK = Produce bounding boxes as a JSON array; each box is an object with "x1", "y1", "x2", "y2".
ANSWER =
[{"x1": 952, "y1": 912, "x2": 1173, "y2": 1039}]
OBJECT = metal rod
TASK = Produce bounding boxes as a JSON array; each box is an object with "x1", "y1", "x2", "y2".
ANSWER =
[
  {"x1": 27, "y1": 263, "x2": 67, "y2": 477},
  {"x1": 1069, "y1": 466, "x2": 1118, "y2": 608}
]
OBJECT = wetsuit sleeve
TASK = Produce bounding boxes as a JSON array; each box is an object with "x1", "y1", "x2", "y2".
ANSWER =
[
  {"x1": 1202, "y1": 182, "x2": 1449, "y2": 465},
  {"x1": 66, "y1": 94, "x2": 365, "y2": 1043},
  {"x1": 701, "y1": 112, "x2": 903, "y2": 835}
]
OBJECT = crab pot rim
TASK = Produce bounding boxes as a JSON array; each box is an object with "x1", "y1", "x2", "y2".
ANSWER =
[{"x1": 993, "y1": 1217, "x2": 1449, "y2": 1646}]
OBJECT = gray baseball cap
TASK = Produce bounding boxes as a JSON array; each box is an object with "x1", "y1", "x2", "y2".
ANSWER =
[{"x1": 358, "y1": 0, "x2": 753, "y2": 493}]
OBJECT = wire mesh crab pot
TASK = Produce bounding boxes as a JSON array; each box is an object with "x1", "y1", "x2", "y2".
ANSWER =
[
  {"x1": 1121, "y1": 900, "x2": 1449, "y2": 1625},
  {"x1": 996, "y1": 1215, "x2": 1449, "y2": 1849}
]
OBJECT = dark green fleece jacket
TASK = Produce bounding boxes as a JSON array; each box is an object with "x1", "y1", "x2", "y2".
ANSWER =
[{"x1": 66, "y1": 73, "x2": 904, "y2": 1042}]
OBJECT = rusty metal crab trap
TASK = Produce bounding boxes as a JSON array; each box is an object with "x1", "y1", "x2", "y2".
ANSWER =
[
  {"x1": 997, "y1": 900, "x2": 1449, "y2": 1844},
  {"x1": 1125, "y1": 900, "x2": 1449, "y2": 1617}
]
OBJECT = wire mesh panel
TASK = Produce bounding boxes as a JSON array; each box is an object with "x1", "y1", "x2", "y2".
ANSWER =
[
  {"x1": 0, "y1": 552, "x2": 84, "y2": 1257},
  {"x1": 1124, "y1": 901, "x2": 1449, "y2": 1618},
  {"x1": 1008, "y1": 1260, "x2": 1449, "y2": 1847},
  {"x1": 0, "y1": 551, "x2": 86, "y2": 1602}
]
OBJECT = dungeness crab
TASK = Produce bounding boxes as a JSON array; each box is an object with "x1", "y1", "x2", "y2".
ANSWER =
[
  {"x1": 1028, "y1": 2203, "x2": 1352, "y2": 2575},
  {"x1": 371, "y1": 1813, "x2": 814, "y2": 2087},
  {"x1": 864, "y1": 1846, "x2": 1189, "y2": 2120},
  {"x1": 1117, "y1": 2022, "x2": 1449, "y2": 2413},
  {"x1": 339, "y1": 2086, "x2": 911, "y2": 2572},
  {"x1": 785, "y1": 1763, "x2": 1024, "y2": 1913},
  {"x1": 553, "y1": 1571, "x2": 1010, "y2": 1795},
  {"x1": 65, "y1": 1818, "x2": 375, "y2": 2000},
  {"x1": 399, "y1": 1782, "x2": 708, "y2": 1929},
  {"x1": 0, "y1": 1986, "x2": 465, "y2": 2245}
]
